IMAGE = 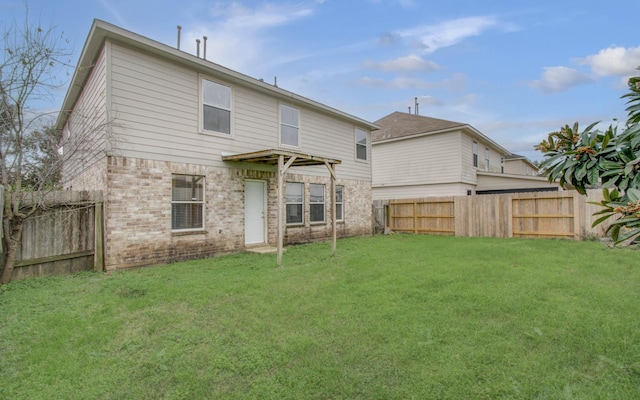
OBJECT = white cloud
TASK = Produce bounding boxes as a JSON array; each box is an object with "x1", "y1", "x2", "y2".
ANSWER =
[
  {"x1": 358, "y1": 73, "x2": 468, "y2": 92},
  {"x1": 529, "y1": 66, "x2": 591, "y2": 93},
  {"x1": 183, "y1": 1, "x2": 320, "y2": 72},
  {"x1": 363, "y1": 55, "x2": 440, "y2": 72},
  {"x1": 369, "y1": 0, "x2": 415, "y2": 7},
  {"x1": 99, "y1": 0, "x2": 128, "y2": 27},
  {"x1": 579, "y1": 46, "x2": 640, "y2": 77},
  {"x1": 398, "y1": 16, "x2": 498, "y2": 54}
]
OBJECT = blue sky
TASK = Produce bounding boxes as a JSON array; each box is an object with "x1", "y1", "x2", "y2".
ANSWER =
[{"x1": 3, "y1": 0, "x2": 639, "y2": 161}]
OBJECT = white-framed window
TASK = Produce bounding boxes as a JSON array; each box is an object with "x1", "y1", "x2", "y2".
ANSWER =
[
  {"x1": 202, "y1": 78, "x2": 231, "y2": 134},
  {"x1": 280, "y1": 104, "x2": 299, "y2": 147},
  {"x1": 286, "y1": 182, "x2": 304, "y2": 224},
  {"x1": 355, "y1": 128, "x2": 368, "y2": 161},
  {"x1": 310, "y1": 184, "x2": 325, "y2": 223},
  {"x1": 172, "y1": 174, "x2": 205, "y2": 231},
  {"x1": 335, "y1": 185, "x2": 344, "y2": 221},
  {"x1": 485, "y1": 148, "x2": 490, "y2": 170},
  {"x1": 472, "y1": 141, "x2": 478, "y2": 167},
  {"x1": 501, "y1": 157, "x2": 505, "y2": 173}
]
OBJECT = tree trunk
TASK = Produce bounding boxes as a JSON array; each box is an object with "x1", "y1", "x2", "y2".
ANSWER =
[{"x1": 1, "y1": 219, "x2": 24, "y2": 284}]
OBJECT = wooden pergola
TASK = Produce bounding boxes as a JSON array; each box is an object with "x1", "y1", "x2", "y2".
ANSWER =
[{"x1": 222, "y1": 149, "x2": 341, "y2": 265}]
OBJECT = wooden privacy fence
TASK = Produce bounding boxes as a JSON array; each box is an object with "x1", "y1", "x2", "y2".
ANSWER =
[
  {"x1": 1, "y1": 190, "x2": 104, "y2": 281},
  {"x1": 380, "y1": 190, "x2": 607, "y2": 240}
]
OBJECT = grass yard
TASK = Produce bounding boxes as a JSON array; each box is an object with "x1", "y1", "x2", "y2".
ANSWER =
[{"x1": 1, "y1": 235, "x2": 639, "y2": 399}]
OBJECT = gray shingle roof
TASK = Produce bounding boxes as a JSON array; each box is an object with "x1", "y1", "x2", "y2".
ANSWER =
[{"x1": 372, "y1": 111, "x2": 467, "y2": 142}]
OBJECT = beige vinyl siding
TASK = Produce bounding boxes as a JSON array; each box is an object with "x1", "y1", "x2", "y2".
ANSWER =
[
  {"x1": 294, "y1": 109, "x2": 371, "y2": 181},
  {"x1": 476, "y1": 173, "x2": 558, "y2": 191},
  {"x1": 372, "y1": 131, "x2": 462, "y2": 188},
  {"x1": 486, "y1": 148, "x2": 504, "y2": 173},
  {"x1": 460, "y1": 134, "x2": 507, "y2": 178},
  {"x1": 372, "y1": 183, "x2": 472, "y2": 200},
  {"x1": 460, "y1": 133, "x2": 476, "y2": 184},
  {"x1": 62, "y1": 45, "x2": 108, "y2": 184},
  {"x1": 504, "y1": 159, "x2": 537, "y2": 176},
  {"x1": 108, "y1": 42, "x2": 370, "y2": 181}
]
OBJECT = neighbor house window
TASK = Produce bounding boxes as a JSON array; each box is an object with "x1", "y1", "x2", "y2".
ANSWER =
[
  {"x1": 310, "y1": 184, "x2": 325, "y2": 223},
  {"x1": 335, "y1": 185, "x2": 344, "y2": 221},
  {"x1": 501, "y1": 157, "x2": 505, "y2": 173},
  {"x1": 280, "y1": 104, "x2": 299, "y2": 147},
  {"x1": 286, "y1": 182, "x2": 304, "y2": 224},
  {"x1": 172, "y1": 174, "x2": 204, "y2": 231},
  {"x1": 485, "y1": 148, "x2": 490, "y2": 170},
  {"x1": 202, "y1": 78, "x2": 231, "y2": 134},
  {"x1": 472, "y1": 141, "x2": 478, "y2": 167},
  {"x1": 355, "y1": 128, "x2": 368, "y2": 161}
]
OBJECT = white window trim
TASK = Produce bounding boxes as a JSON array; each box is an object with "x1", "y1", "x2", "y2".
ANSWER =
[
  {"x1": 279, "y1": 103, "x2": 301, "y2": 149},
  {"x1": 335, "y1": 185, "x2": 344, "y2": 222},
  {"x1": 171, "y1": 174, "x2": 205, "y2": 233},
  {"x1": 472, "y1": 141, "x2": 479, "y2": 168},
  {"x1": 310, "y1": 183, "x2": 326, "y2": 224},
  {"x1": 199, "y1": 75, "x2": 234, "y2": 137},
  {"x1": 485, "y1": 148, "x2": 490, "y2": 171},
  {"x1": 285, "y1": 182, "x2": 304, "y2": 226},
  {"x1": 355, "y1": 127, "x2": 369, "y2": 162}
]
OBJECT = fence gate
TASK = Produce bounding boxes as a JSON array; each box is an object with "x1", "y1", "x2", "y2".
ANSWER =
[
  {"x1": 388, "y1": 199, "x2": 455, "y2": 235},
  {"x1": 511, "y1": 196, "x2": 579, "y2": 239}
]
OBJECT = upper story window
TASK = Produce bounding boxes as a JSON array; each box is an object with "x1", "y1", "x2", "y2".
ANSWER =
[
  {"x1": 202, "y1": 78, "x2": 231, "y2": 135},
  {"x1": 172, "y1": 174, "x2": 205, "y2": 231},
  {"x1": 501, "y1": 157, "x2": 505, "y2": 173},
  {"x1": 355, "y1": 128, "x2": 368, "y2": 161},
  {"x1": 280, "y1": 104, "x2": 299, "y2": 147},
  {"x1": 485, "y1": 148, "x2": 490, "y2": 170},
  {"x1": 472, "y1": 141, "x2": 478, "y2": 167}
]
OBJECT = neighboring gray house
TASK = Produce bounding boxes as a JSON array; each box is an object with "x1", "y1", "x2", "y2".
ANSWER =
[
  {"x1": 56, "y1": 20, "x2": 377, "y2": 270},
  {"x1": 371, "y1": 112, "x2": 557, "y2": 200}
]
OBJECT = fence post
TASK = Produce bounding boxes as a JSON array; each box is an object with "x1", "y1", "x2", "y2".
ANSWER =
[
  {"x1": 507, "y1": 196, "x2": 514, "y2": 238},
  {"x1": 94, "y1": 202, "x2": 104, "y2": 272},
  {"x1": 572, "y1": 193, "x2": 581, "y2": 240},
  {"x1": 413, "y1": 201, "x2": 417, "y2": 234}
]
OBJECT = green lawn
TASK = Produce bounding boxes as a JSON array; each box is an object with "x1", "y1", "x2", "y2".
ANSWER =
[{"x1": 1, "y1": 235, "x2": 639, "y2": 399}]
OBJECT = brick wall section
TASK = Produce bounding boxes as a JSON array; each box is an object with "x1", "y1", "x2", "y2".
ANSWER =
[
  {"x1": 101, "y1": 156, "x2": 371, "y2": 270},
  {"x1": 282, "y1": 172, "x2": 372, "y2": 244}
]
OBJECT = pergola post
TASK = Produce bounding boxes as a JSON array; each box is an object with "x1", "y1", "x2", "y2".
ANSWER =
[
  {"x1": 277, "y1": 155, "x2": 284, "y2": 265},
  {"x1": 331, "y1": 163, "x2": 337, "y2": 256}
]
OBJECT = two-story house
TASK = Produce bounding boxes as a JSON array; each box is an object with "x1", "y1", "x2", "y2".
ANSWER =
[
  {"x1": 56, "y1": 20, "x2": 377, "y2": 271},
  {"x1": 371, "y1": 112, "x2": 557, "y2": 200}
]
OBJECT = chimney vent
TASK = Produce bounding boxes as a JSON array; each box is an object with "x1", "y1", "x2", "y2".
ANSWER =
[
  {"x1": 196, "y1": 38, "x2": 200, "y2": 58},
  {"x1": 177, "y1": 25, "x2": 182, "y2": 50},
  {"x1": 203, "y1": 36, "x2": 208, "y2": 60}
]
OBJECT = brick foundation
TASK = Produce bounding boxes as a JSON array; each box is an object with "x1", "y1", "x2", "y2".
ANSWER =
[{"x1": 89, "y1": 156, "x2": 371, "y2": 270}]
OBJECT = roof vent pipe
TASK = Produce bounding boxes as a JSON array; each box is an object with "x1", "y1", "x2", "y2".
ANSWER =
[
  {"x1": 177, "y1": 25, "x2": 182, "y2": 50},
  {"x1": 414, "y1": 97, "x2": 419, "y2": 115},
  {"x1": 203, "y1": 36, "x2": 207, "y2": 60},
  {"x1": 196, "y1": 38, "x2": 200, "y2": 58},
  {"x1": 274, "y1": 76, "x2": 278, "y2": 87}
]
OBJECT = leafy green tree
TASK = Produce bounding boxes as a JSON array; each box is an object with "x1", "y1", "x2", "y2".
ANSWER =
[{"x1": 536, "y1": 68, "x2": 640, "y2": 244}]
